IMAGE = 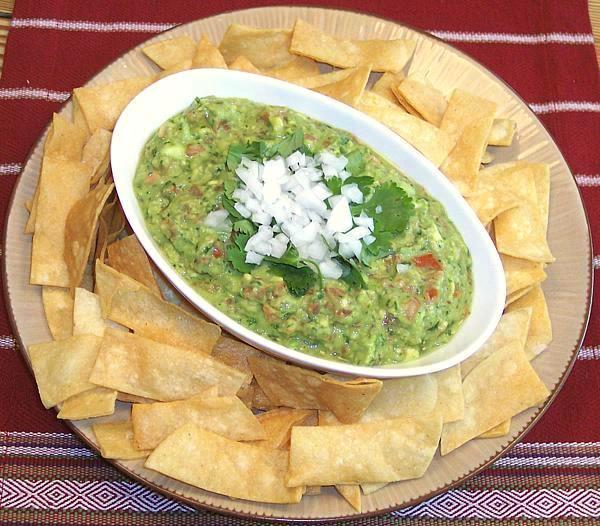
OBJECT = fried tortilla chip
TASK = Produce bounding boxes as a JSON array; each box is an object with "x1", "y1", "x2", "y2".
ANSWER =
[
  {"x1": 82, "y1": 129, "x2": 112, "y2": 185},
  {"x1": 228, "y1": 55, "x2": 261, "y2": 73},
  {"x1": 57, "y1": 387, "x2": 117, "y2": 420},
  {"x1": 506, "y1": 286, "x2": 552, "y2": 359},
  {"x1": 42, "y1": 286, "x2": 74, "y2": 340},
  {"x1": 95, "y1": 261, "x2": 220, "y2": 354},
  {"x1": 371, "y1": 72, "x2": 406, "y2": 104},
  {"x1": 361, "y1": 482, "x2": 388, "y2": 495},
  {"x1": 506, "y1": 286, "x2": 534, "y2": 307},
  {"x1": 44, "y1": 112, "x2": 88, "y2": 161},
  {"x1": 293, "y1": 68, "x2": 355, "y2": 89},
  {"x1": 314, "y1": 64, "x2": 371, "y2": 106},
  {"x1": 143, "y1": 35, "x2": 196, "y2": 69},
  {"x1": 192, "y1": 35, "x2": 227, "y2": 68},
  {"x1": 494, "y1": 163, "x2": 554, "y2": 263},
  {"x1": 394, "y1": 78, "x2": 447, "y2": 126},
  {"x1": 219, "y1": 24, "x2": 295, "y2": 69},
  {"x1": 156, "y1": 58, "x2": 193, "y2": 80},
  {"x1": 30, "y1": 159, "x2": 90, "y2": 286},
  {"x1": 336, "y1": 484, "x2": 362, "y2": 512},
  {"x1": 28, "y1": 334, "x2": 102, "y2": 408},
  {"x1": 132, "y1": 395, "x2": 265, "y2": 450},
  {"x1": 145, "y1": 423, "x2": 304, "y2": 503},
  {"x1": 291, "y1": 19, "x2": 415, "y2": 72},
  {"x1": 89, "y1": 329, "x2": 246, "y2": 400},
  {"x1": 479, "y1": 419, "x2": 511, "y2": 438},
  {"x1": 356, "y1": 91, "x2": 455, "y2": 167},
  {"x1": 74, "y1": 77, "x2": 152, "y2": 133},
  {"x1": 65, "y1": 182, "x2": 114, "y2": 289},
  {"x1": 72, "y1": 288, "x2": 105, "y2": 336},
  {"x1": 251, "y1": 379, "x2": 279, "y2": 410},
  {"x1": 488, "y1": 118, "x2": 516, "y2": 146},
  {"x1": 264, "y1": 56, "x2": 320, "y2": 81},
  {"x1": 481, "y1": 150, "x2": 494, "y2": 164},
  {"x1": 252, "y1": 408, "x2": 315, "y2": 449},
  {"x1": 93, "y1": 420, "x2": 150, "y2": 460},
  {"x1": 248, "y1": 355, "x2": 381, "y2": 423},
  {"x1": 439, "y1": 89, "x2": 497, "y2": 195},
  {"x1": 501, "y1": 254, "x2": 547, "y2": 295},
  {"x1": 461, "y1": 308, "x2": 532, "y2": 379},
  {"x1": 441, "y1": 341, "x2": 549, "y2": 455},
  {"x1": 107, "y1": 235, "x2": 161, "y2": 296},
  {"x1": 432, "y1": 365, "x2": 464, "y2": 423},
  {"x1": 287, "y1": 415, "x2": 442, "y2": 486}
]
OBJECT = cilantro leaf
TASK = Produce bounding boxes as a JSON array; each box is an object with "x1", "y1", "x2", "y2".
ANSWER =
[
  {"x1": 226, "y1": 244, "x2": 253, "y2": 273},
  {"x1": 272, "y1": 128, "x2": 304, "y2": 158},
  {"x1": 223, "y1": 179, "x2": 237, "y2": 198},
  {"x1": 226, "y1": 141, "x2": 267, "y2": 170},
  {"x1": 270, "y1": 262, "x2": 316, "y2": 296},
  {"x1": 263, "y1": 245, "x2": 300, "y2": 267},
  {"x1": 325, "y1": 176, "x2": 343, "y2": 195},
  {"x1": 345, "y1": 150, "x2": 364, "y2": 175},
  {"x1": 344, "y1": 175, "x2": 374, "y2": 194},
  {"x1": 233, "y1": 233, "x2": 250, "y2": 251},
  {"x1": 221, "y1": 194, "x2": 242, "y2": 220},
  {"x1": 362, "y1": 182, "x2": 414, "y2": 234},
  {"x1": 338, "y1": 258, "x2": 367, "y2": 289},
  {"x1": 232, "y1": 219, "x2": 256, "y2": 235}
]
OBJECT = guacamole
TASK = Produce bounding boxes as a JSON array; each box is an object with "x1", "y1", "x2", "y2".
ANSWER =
[{"x1": 134, "y1": 97, "x2": 473, "y2": 366}]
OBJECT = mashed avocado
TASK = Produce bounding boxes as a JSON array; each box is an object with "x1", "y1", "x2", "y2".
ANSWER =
[{"x1": 134, "y1": 97, "x2": 473, "y2": 366}]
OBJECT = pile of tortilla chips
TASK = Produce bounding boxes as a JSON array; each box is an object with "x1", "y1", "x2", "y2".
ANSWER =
[{"x1": 24, "y1": 19, "x2": 554, "y2": 513}]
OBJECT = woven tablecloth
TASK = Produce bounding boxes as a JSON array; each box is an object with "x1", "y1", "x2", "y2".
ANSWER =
[{"x1": 1, "y1": 1, "x2": 599, "y2": 524}]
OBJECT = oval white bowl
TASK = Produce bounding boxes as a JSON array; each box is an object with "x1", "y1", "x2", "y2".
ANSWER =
[{"x1": 111, "y1": 68, "x2": 505, "y2": 378}]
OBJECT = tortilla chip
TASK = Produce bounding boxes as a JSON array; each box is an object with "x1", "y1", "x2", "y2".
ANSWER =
[
  {"x1": 117, "y1": 392, "x2": 156, "y2": 404},
  {"x1": 192, "y1": 35, "x2": 227, "y2": 69},
  {"x1": 251, "y1": 379, "x2": 279, "y2": 410},
  {"x1": 252, "y1": 408, "x2": 315, "y2": 449},
  {"x1": 479, "y1": 419, "x2": 511, "y2": 438},
  {"x1": 494, "y1": 163, "x2": 554, "y2": 263},
  {"x1": 336, "y1": 484, "x2": 362, "y2": 512},
  {"x1": 501, "y1": 254, "x2": 547, "y2": 295},
  {"x1": 361, "y1": 482, "x2": 388, "y2": 495},
  {"x1": 506, "y1": 286, "x2": 535, "y2": 307},
  {"x1": 132, "y1": 395, "x2": 265, "y2": 450},
  {"x1": 74, "y1": 77, "x2": 152, "y2": 133},
  {"x1": 44, "y1": 113, "x2": 88, "y2": 161},
  {"x1": 248, "y1": 355, "x2": 381, "y2": 423},
  {"x1": 432, "y1": 365, "x2": 464, "y2": 423},
  {"x1": 441, "y1": 341, "x2": 549, "y2": 455},
  {"x1": 290, "y1": 19, "x2": 415, "y2": 72},
  {"x1": 143, "y1": 35, "x2": 196, "y2": 69},
  {"x1": 264, "y1": 56, "x2": 320, "y2": 81},
  {"x1": 65, "y1": 182, "x2": 114, "y2": 289},
  {"x1": 291, "y1": 69, "x2": 351, "y2": 90},
  {"x1": 371, "y1": 72, "x2": 406, "y2": 104},
  {"x1": 394, "y1": 78, "x2": 448, "y2": 126},
  {"x1": 439, "y1": 89, "x2": 497, "y2": 196},
  {"x1": 95, "y1": 261, "x2": 220, "y2": 354},
  {"x1": 228, "y1": 55, "x2": 261, "y2": 74},
  {"x1": 42, "y1": 286, "x2": 74, "y2": 340},
  {"x1": 481, "y1": 151, "x2": 494, "y2": 164},
  {"x1": 71, "y1": 95, "x2": 90, "y2": 140},
  {"x1": 488, "y1": 118, "x2": 516, "y2": 146},
  {"x1": 107, "y1": 235, "x2": 161, "y2": 296},
  {"x1": 461, "y1": 308, "x2": 532, "y2": 379},
  {"x1": 145, "y1": 423, "x2": 304, "y2": 503},
  {"x1": 28, "y1": 334, "x2": 102, "y2": 408},
  {"x1": 506, "y1": 286, "x2": 552, "y2": 359},
  {"x1": 314, "y1": 64, "x2": 371, "y2": 106},
  {"x1": 72, "y1": 288, "x2": 105, "y2": 336},
  {"x1": 30, "y1": 159, "x2": 90, "y2": 286},
  {"x1": 57, "y1": 387, "x2": 117, "y2": 420},
  {"x1": 356, "y1": 91, "x2": 455, "y2": 167},
  {"x1": 82, "y1": 129, "x2": 112, "y2": 185},
  {"x1": 219, "y1": 24, "x2": 295, "y2": 69},
  {"x1": 156, "y1": 58, "x2": 193, "y2": 80},
  {"x1": 287, "y1": 415, "x2": 442, "y2": 486},
  {"x1": 93, "y1": 420, "x2": 150, "y2": 460},
  {"x1": 89, "y1": 329, "x2": 246, "y2": 400}
]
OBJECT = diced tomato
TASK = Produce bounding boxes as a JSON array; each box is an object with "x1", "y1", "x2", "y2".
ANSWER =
[
  {"x1": 212, "y1": 246, "x2": 223, "y2": 258},
  {"x1": 413, "y1": 253, "x2": 443, "y2": 270},
  {"x1": 425, "y1": 287, "x2": 438, "y2": 301}
]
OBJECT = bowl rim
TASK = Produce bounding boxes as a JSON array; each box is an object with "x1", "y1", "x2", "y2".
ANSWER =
[
  {"x1": 2, "y1": 5, "x2": 593, "y2": 522},
  {"x1": 111, "y1": 66, "x2": 505, "y2": 379}
]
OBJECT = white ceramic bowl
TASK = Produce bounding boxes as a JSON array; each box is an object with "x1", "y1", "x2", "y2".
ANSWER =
[{"x1": 111, "y1": 68, "x2": 505, "y2": 378}]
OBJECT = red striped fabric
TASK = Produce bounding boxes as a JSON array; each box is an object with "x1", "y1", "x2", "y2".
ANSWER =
[{"x1": 1, "y1": 1, "x2": 599, "y2": 523}]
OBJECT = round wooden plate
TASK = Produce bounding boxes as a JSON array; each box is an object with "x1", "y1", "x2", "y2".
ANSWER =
[{"x1": 3, "y1": 6, "x2": 593, "y2": 522}]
